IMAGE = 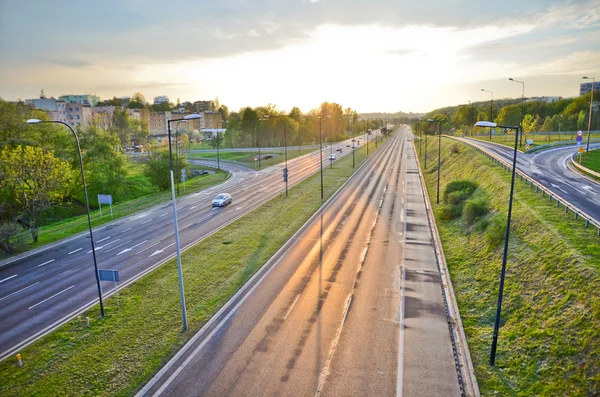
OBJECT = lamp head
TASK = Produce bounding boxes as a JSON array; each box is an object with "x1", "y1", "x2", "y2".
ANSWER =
[
  {"x1": 475, "y1": 121, "x2": 497, "y2": 128},
  {"x1": 184, "y1": 113, "x2": 201, "y2": 120},
  {"x1": 509, "y1": 78, "x2": 514, "y2": 81},
  {"x1": 26, "y1": 119, "x2": 41, "y2": 124}
]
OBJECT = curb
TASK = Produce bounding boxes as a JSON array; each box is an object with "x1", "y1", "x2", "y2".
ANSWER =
[{"x1": 411, "y1": 134, "x2": 480, "y2": 396}]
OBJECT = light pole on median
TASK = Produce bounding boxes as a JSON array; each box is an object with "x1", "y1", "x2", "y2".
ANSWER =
[
  {"x1": 481, "y1": 89, "x2": 494, "y2": 139},
  {"x1": 217, "y1": 119, "x2": 227, "y2": 170},
  {"x1": 167, "y1": 113, "x2": 201, "y2": 330},
  {"x1": 174, "y1": 120, "x2": 187, "y2": 195},
  {"x1": 26, "y1": 119, "x2": 105, "y2": 317},
  {"x1": 428, "y1": 118, "x2": 443, "y2": 204},
  {"x1": 583, "y1": 76, "x2": 595, "y2": 152},
  {"x1": 319, "y1": 115, "x2": 329, "y2": 199},
  {"x1": 366, "y1": 118, "x2": 370, "y2": 156},
  {"x1": 257, "y1": 115, "x2": 270, "y2": 170},
  {"x1": 475, "y1": 120, "x2": 520, "y2": 366},
  {"x1": 509, "y1": 78, "x2": 525, "y2": 147},
  {"x1": 352, "y1": 115, "x2": 360, "y2": 168},
  {"x1": 275, "y1": 116, "x2": 289, "y2": 197}
]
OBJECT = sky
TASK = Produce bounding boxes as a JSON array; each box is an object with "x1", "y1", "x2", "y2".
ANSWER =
[{"x1": 0, "y1": 0, "x2": 599, "y2": 113}]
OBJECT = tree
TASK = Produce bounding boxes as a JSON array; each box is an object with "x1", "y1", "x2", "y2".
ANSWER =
[
  {"x1": 132, "y1": 92, "x2": 146, "y2": 103},
  {"x1": 289, "y1": 107, "x2": 302, "y2": 121},
  {"x1": 522, "y1": 114, "x2": 541, "y2": 133},
  {"x1": 144, "y1": 152, "x2": 188, "y2": 191},
  {"x1": 0, "y1": 146, "x2": 70, "y2": 242},
  {"x1": 495, "y1": 104, "x2": 521, "y2": 127}
]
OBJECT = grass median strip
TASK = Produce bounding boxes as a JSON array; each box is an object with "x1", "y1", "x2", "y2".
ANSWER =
[
  {"x1": 0, "y1": 144, "x2": 377, "y2": 397},
  {"x1": 187, "y1": 147, "x2": 316, "y2": 170},
  {"x1": 418, "y1": 138, "x2": 600, "y2": 395}
]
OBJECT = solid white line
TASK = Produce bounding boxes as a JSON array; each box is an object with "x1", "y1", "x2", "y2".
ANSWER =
[
  {"x1": 235, "y1": 205, "x2": 247, "y2": 211},
  {"x1": 37, "y1": 259, "x2": 55, "y2": 268},
  {"x1": 284, "y1": 294, "x2": 301, "y2": 320},
  {"x1": 0, "y1": 282, "x2": 40, "y2": 302},
  {"x1": 29, "y1": 285, "x2": 75, "y2": 309},
  {"x1": 136, "y1": 241, "x2": 161, "y2": 255},
  {"x1": 131, "y1": 240, "x2": 148, "y2": 249},
  {"x1": 68, "y1": 248, "x2": 82, "y2": 255},
  {"x1": 142, "y1": 219, "x2": 153, "y2": 225},
  {"x1": 105, "y1": 240, "x2": 132, "y2": 253},
  {"x1": 0, "y1": 274, "x2": 18, "y2": 283},
  {"x1": 102, "y1": 239, "x2": 120, "y2": 247},
  {"x1": 121, "y1": 227, "x2": 133, "y2": 233},
  {"x1": 97, "y1": 236, "x2": 111, "y2": 243},
  {"x1": 159, "y1": 213, "x2": 169, "y2": 218}
]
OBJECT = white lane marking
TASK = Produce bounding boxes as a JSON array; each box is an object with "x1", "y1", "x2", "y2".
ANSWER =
[
  {"x1": 0, "y1": 274, "x2": 18, "y2": 283},
  {"x1": 211, "y1": 207, "x2": 219, "y2": 211},
  {"x1": 159, "y1": 213, "x2": 169, "y2": 218},
  {"x1": 68, "y1": 248, "x2": 82, "y2": 255},
  {"x1": 149, "y1": 242, "x2": 176, "y2": 257},
  {"x1": 0, "y1": 282, "x2": 40, "y2": 302},
  {"x1": 29, "y1": 285, "x2": 75, "y2": 309},
  {"x1": 235, "y1": 205, "x2": 247, "y2": 211},
  {"x1": 121, "y1": 227, "x2": 133, "y2": 233},
  {"x1": 550, "y1": 183, "x2": 569, "y2": 195},
  {"x1": 142, "y1": 219, "x2": 153, "y2": 225},
  {"x1": 37, "y1": 259, "x2": 55, "y2": 268},
  {"x1": 97, "y1": 236, "x2": 111, "y2": 243},
  {"x1": 284, "y1": 294, "x2": 301, "y2": 320},
  {"x1": 190, "y1": 206, "x2": 197, "y2": 210},
  {"x1": 105, "y1": 239, "x2": 132, "y2": 253},
  {"x1": 89, "y1": 238, "x2": 121, "y2": 253},
  {"x1": 117, "y1": 240, "x2": 148, "y2": 256},
  {"x1": 136, "y1": 241, "x2": 161, "y2": 255}
]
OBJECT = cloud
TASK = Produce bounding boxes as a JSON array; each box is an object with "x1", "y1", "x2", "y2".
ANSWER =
[{"x1": 44, "y1": 57, "x2": 95, "y2": 69}]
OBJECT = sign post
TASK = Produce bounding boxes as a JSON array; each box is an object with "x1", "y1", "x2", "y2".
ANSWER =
[
  {"x1": 97, "y1": 194, "x2": 113, "y2": 218},
  {"x1": 98, "y1": 269, "x2": 120, "y2": 309}
]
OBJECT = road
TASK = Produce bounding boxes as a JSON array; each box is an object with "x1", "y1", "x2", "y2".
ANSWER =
[
  {"x1": 137, "y1": 127, "x2": 463, "y2": 396},
  {"x1": 0, "y1": 133, "x2": 377, "y2": 359},
  {"x1": 457, "y1": 138, "x2": 600, "y2": 223}
]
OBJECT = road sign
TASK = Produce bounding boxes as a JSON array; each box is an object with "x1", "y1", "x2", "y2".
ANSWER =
[
  {"x1": 578, "y1": 146, "x2": 585, "y2": 153},
  {"x1": 98, "y1": 269, "x2": 121, "y2": 309},
  {"x1": 254, "y1": 157, "x2": 258, "y2": 161},
  {"x1": 577, "y1": 135, "x2": 583, "y2": 143},
  {"x1": 98, "y1": 194, "x2": 113, "y2": 218},
  {"x1": 526, "y1": 144, "x2": 530, "y2": 150},
  {"x1": 577, "y1": 130, "x2": 583, "y2": 137}
]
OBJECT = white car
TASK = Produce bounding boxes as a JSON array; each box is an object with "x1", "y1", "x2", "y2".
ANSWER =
[
  {"x1": 212, "y1": 193, "x2": 232, "y2": 207},
  {"x1": 351, "y1": 144, "x2": 356, "y2": 149},
  {"x1": 328, "y1": 153, "x2": 336, "y2": 161}
]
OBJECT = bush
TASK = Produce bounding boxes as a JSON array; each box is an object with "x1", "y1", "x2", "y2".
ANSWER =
[
  {"x1": 485, "y1": 213, "x2": 507, "y2": 246},
  {"x1": 443, "y1": 180, "x2": 478, "y2": 204},
  {"x1": 450, "y1": 144, "x2": 460, "y2": 154},
  {"x1": 462, "y1": 195, "x2": 490, "y2": 225}
]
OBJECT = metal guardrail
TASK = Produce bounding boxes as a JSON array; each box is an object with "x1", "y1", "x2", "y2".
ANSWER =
[
  {"x1": 451, "y1": 137, "x2": 600, "y2": 236},
  {"x1": 569, "y1": 149, "x2": 600, "y2": 180}
]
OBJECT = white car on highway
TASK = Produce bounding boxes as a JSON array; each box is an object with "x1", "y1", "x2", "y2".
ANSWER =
[{"x1": 212, "y1": 193, "x2": 232, "y2": 207}]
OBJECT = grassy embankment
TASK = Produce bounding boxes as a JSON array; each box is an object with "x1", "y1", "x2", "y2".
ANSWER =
[
  {"x1": 469, "y1": 132, "x2": 600, "y2": 151},
  {"x1": 187, "y1": 147, "x2": 317, "y2": 170},
  {"x1": 580, "y1": 149, "x2": 600, "y2": 173},
  {"x1": 0, "y1": 142, "x2": 380, "y2": 396},
  {"x1": 0, "y1": 163, "x2": 229, "y2": 260},
  {"x1": 417, "y1": 138, "x2": 600, "y2": 395}
]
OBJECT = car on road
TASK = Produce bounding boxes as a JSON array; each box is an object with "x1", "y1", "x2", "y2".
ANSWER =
[
  {"x1": 346, "y1": 144, "x2": 351, "y2": 147},
  {"x1": 351, "y1": 144, "x2": 356, "y2": 149},
  {"x1": 212, "y1": 193, "x2": 232, "y2": 207},
  {"x1": 336, "y1": 147, "x2": 343, "y2": 152},
  {"x1": 328, "y1": 153, "x2": 336, "y2": 161}
]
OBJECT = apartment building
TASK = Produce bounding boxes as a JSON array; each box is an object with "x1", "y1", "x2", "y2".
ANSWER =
[
  {"x1": 58, "y1": 94, "x2": 100, "y2": 107},
  {"x1": 65, "y1": 102, "x2": 92, "y2": 128},
  {"x1": 193, "y1": 100, "x2": 211, "y2": 113},
  {"x1": 153, "y1": 95, "x2": 170, "y2": 105},
  {"x1": 580, "y1": 81, "x2": 600, "y2": 96}
]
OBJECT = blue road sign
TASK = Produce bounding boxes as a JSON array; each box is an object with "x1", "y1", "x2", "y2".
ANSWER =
[
  {"x1": 98, "y1": 269, "x2": 120, "y2": 282},
  {"x1": 576, "y1": 135, "x2": 583, "y2": 143}
]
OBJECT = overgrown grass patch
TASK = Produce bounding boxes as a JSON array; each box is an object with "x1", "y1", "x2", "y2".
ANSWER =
[
  {"x1": 580, "y1": 149, "x2": 600, "y2": 174},
  {"x1": 0, "y1": 141, "x2": 381, "y2": 396},
  {"x1": 418, "y1": 137, "x2": 600, "y2": 395}
]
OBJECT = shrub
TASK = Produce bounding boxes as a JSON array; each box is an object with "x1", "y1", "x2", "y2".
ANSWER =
[
  {"x1": 485, "y1": 213, "x2": 507, "y2": 246},
  {"x1": 450, "y1": 144, "x2": 460, "y2": 154},
  {"x1": 443, "y1": 180, "x2": 478, "y2": 204},
  {"x1": 462, "y1": 195, "x2": 490, "y2": 225}
]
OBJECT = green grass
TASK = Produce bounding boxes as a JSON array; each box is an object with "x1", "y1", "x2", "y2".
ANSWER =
[
  {"x1": 580, "y1": 149, "x2": 600, "y2": 173},
  {"x1": 187, "y1": 147, "x2": 317, "y2": 170},
  {"x1": 467, "y1": 132, "x2": 600, "y2": 151},
  {"x1": 0, "y1": 141, "x2": 381, "y2": 397},
  {"x1": 417, "y1": 138, "x2": 600, "y2": 395},
  {"x1": 0, "y1": 167, "x2": 229, "y2": 261}
]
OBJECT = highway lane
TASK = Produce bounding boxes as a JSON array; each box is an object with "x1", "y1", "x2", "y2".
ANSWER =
[
  {"x1": 139, "y1": 127, "x2": 462, "y2": 396},
  {"x1": 0, "y1": 133, "x2": 375, "y2": 358},
  {"x1": 457, "y1": 138, "x2": 600, "y2": 223}
]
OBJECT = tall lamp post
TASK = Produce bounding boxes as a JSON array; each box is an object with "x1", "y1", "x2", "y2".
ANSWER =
[
  {"x1": 475, "y1": 121, "x2": 520, "y2": 366},
  {"x1": 167, "y1": 113, "x2": 201, "y2": 330},
  {"x1": 319, "y1": 115, "x2": 329, "y2": 199},
  {"x1": 481, "y1": 89, "x2": 494, "y2": 139},
  {"x1": 26, "y1": 119, "x2": 105, "y2": 317},
  {"x1": 216, "y1": 119, "x2": 227, "y2": 170},
  {"x1": 583, "y1": 76, "x2": 595, "y2": 151},
  {"x1": 174, "y1": 120, "x2": 187, "y2": 195},
  {"x1": 328, "y1": 118, "x2": 334, "y2": 169},
  {"x1": 352, "y1": 115, "x2": 360, "y2": 168},
  {"x1": 256, "y1": 115, "x2": 270, "y2": 169},
  {"x1": 366, "y1": 118, "x2": 370, "y2": 156},
  {"x1": 424, "y1": 119, "x2": 429, "y2": 169},
  {"x1": 509, "y1": 78, "x2": 525, "y2": 147},
  {"x1": 428, "y1": 118, "x2": 443, "y2": 204},
  {"x1": 276, "y1": 116, "x2": 289, "y2": 197}
]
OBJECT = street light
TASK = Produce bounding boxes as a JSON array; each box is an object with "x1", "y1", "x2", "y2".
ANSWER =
[
  {"x1": 217, "y1": 119, "x2": 227, "y2": 170},
  {"x1": 428, "y1": 118, "x2": 443, "y2": 204},
  {"x1": 328, "y1": 118, "x2": 334, "y2": 169},
  {"x1": 275, "y1": 116, "x2": 289, "y2": 197},
  {"x1": 583, "y1": 77, "x2": 595, "y2": 151},
  {"x1": 167, "y1": 112, "x2": 201, "y2": 330},
  {"x1": 174, "y1": 120, "x2": 187, "y2": 195},
  {"x1": 481, "y1": 89, "x2": 494, "y2": 139},
  {"x1": 319, "y1": 115, "x2": 329, "y2": 199},
  {"x1": 509, "y1": 78, "x2": 525, "y2": 147},
  {"x1": 475, "y1": 120, "x2": 520, "y2": 366},
  {"x1": 26, "y1": 119, "x2": 105, "y2": 317},
  {"x1": 256, "y1": 116, "x2": 270, "y2": 170},
  {"x1": 352, "y1": 115, "x2": 360, "y2": 168},
  {"x1": 366, "y1": 118, "x2": 370, "y2": 156}
]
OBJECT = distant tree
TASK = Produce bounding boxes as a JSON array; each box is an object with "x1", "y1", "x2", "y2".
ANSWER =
[
  {"x1": 132, "y1": 92, "x2": 146, "y2": 103},
  {"x1": 495, "y1": 104, "x2": 522, "y2": 127},
  {"x1": 0, "y1": 146, "x2": 70, "y2": 242},
  {"x1": 240, "y1": 107, "x2": 259, "y2": 146},
  {"x1": 522, "y1": 114, "x2": 541, "y2": 133},
  {"x1": 144, "y1": 152, "x2": 189, "y2": 191},
  {"x1": 540, "y1": 116, "x2": 553, "y2": 133},
  {"x1": 218, "y1": 104, "x2": 230, "y2": 121},
  {"x1": 288, "y1": 107, "x2": 302, "y2": 121}
]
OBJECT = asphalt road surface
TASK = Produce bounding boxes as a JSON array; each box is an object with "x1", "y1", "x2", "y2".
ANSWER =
[
  {"x1": 137, "y1": 127, "x2": 462, "y2": 396},
  {"x1": 456, "y1": 138, "x2": 600, "y2": 223},
  {"x1": 0, "y1": 133, "x2": 376, "y2": 359}
]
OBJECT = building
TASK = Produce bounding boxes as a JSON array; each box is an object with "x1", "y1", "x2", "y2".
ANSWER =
[
  {"x1": 146, "y1": 110, "x2": 203, "y2": 137},
  {"x1": 58, "y1": 94, "x2": 100, "y2": 107},
  {"x1": 25, "y1": 97, "x2": 68, "y2": 124},
  {"x1": 193, "y1": 100, "x2": 211, "y2": 113},
  {"x1": 201, "y1": 111, "x2": 223, "y2": 130},
  {"x1": 580, "y1": 82, "x2": 600, "y2": 96},
  {"x1": 153, "y1": 95, "x2": 170, "y2": 105},
  {"x1": 65, "y1": 102, "x2": 92, "y2": 128}
]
